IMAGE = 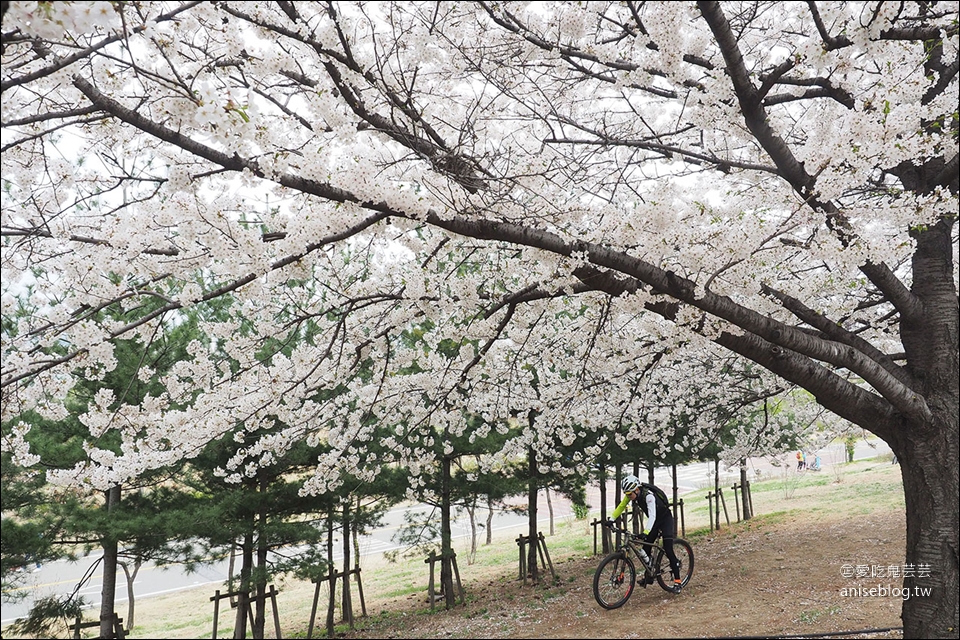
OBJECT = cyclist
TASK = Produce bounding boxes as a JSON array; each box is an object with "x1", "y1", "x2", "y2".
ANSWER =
[{"x1": 607, "y1": 474, "x2": 684, "y2": 593}]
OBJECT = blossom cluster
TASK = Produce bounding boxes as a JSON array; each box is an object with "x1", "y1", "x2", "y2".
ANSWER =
[{"x1": 1, "y1": 1, "x2": 955, "y2": 497}]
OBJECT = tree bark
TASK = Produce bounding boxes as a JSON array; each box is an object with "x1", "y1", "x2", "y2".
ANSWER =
[
  {"x1": 485, "y1": 497, "x2": 495, "y2": 546},
  {"x1": 714, "y1": 459, "x2": 721, "y2": 531},
  {"x1": 325, "y1": 516, "x2": 335, "y2": 639},
  {"x1": 234, "y1": 531, "x2": 253, "y2": 640},
  {"x1": 672, "y1": 464, "x2": 681, "y2": 524},
  {"x1": 465, "y1": 501, "x2": 478, "y2": 562},
  {"x1": 893, "y1": 407, "x2": 959, "y2": 638},
  {"x1": 352, "y1": 495, "x2": 362, "y2": 568},
  {"x1": 341, "y1": 502, "x2": 354, "y2": 626},
  {"x1": 636, "y1": 462, "x2": 647, "y2": 534},
  {"x1": 253, "y1": 478, "x2": 269, "y2": 640},
  {"x1": 117, "y1": 559, "x2": 141, "y2": 631},
  {"x1": 599, "y1": 465, "x2": 610, "y2": 554},
  {"x1": 740, "y1": 460, "x2": 752, "y2": 520},
  {"x1": 545, "y1": 488, "x2": 554, "y2": 537},
  {"x1": 99, "y1": 485, "x2": 120, "y2": 639},
  {"x1": 891, "y1": 215, "x2": 959, "y2": 638},
  {"x1": 527, "y1": 445, "x2": 539, "y2": 584},
  {"x1": 440, "y1": 454, "x2": 455, "y2": 608}
]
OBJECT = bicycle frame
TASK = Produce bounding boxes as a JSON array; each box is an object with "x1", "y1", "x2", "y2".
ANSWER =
[
  {"x1": 592, "y1": 523, "x2": 695, "y2": 609},
  {"x1": 608, "y1": 526, "x2": 661, "y2": 573}
]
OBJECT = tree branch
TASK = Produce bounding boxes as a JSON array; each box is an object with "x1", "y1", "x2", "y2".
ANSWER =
[{"x1": 421, "y1": 209, "x2": 930, "y2": 426}]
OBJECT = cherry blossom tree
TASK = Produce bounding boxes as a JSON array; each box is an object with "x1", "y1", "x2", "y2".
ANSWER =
[{"x1": 1, "y1": 2, "x2": 956, "y2": 636}]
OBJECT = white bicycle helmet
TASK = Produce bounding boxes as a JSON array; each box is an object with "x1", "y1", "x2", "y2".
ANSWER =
[{"x1": 621, "y1": 474, "x2": 641, "y2": 494}]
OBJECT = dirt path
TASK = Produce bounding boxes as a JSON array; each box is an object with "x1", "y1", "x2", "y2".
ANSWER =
[
  {"x1": 514, "y1": 509, "x2": 904, "y2": 639},
  {"x1": 347, "y1": 465, "x2": 907, "y2": 639}
]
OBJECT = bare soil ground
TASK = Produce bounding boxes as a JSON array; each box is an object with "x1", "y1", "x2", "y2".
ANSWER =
[{"x1": 344, "y1": 466, "x2": 906, "y2": 639}]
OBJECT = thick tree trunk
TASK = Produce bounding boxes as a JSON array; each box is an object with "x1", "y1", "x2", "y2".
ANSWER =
[
  {"x1": 740, "y1": 460, "x2": 752, "y2": 520},
  {"x1": 636, "y1": 462, "x2": 647, "y2": 534},
  {"x1": 527, "y1": 445, "x2": 539, "y2": 584},
  {"x1": 253, "y1": 480, "x2": 269, "y2": 640},
  {"x1": 894, "y1": 213, "x2": 959, "y2": 638},
  {"x1": 234, "y1": 532, "x2": 253, "y2": 640},
  {"x1": 227, "y1": 543, "x2": 237, "y2": 605},
  {"x1": 99, "y1": 486, "x2": 120, "y2": 639},
  {"x1": 715, "y1": 459, "x2": 721, "y2": 531},
  {"x1": 599, "y1": 465, "x2": 610, "y2": 554},
  {"x1": 440, "y1": 454, "x2": 455, "y2": 608},
  {"x1": 894, "y1": 407, "x2": 959, "y2": 638},
  {"x1": 341, "y1": 502, "x2": 354, "y2": 626},
  {"x1": 352, "y1": 496, "x2": 362, "y2": 567},
  {"x1": 254, "y1": 538, "x2": 267, "y2": 639},
  {"x1": 325, "y1": 516, "x2": 335, "y2": 639}
]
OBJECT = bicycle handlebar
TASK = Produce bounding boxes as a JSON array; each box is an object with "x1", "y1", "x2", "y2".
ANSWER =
[{"x1": 603, "y1": 521, "x2": 649, "y2": 541}]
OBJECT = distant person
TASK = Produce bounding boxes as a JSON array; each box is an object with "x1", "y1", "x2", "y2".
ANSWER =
[
  {"x1": 24, "y1": 553, "x2": 41, "y2": 572},
  {"x1": 796, "y1": 450, "x2": 805, "y2": 471},
  {"x1": 606, "y1": 475, "x2": 684, "y2": 593}
]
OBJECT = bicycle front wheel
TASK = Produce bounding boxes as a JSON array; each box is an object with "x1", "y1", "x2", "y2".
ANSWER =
[
  {"x1": 654, "y1": 538, "x2": 694, "y2": 592},
  {"x1": 593, "y1": 551, "x2": 636, "y2": 609}
]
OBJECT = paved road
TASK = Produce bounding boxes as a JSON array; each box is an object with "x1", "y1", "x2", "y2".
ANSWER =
[{"x1": 1, "y1": 438, "x2": 889, "y2": 625}]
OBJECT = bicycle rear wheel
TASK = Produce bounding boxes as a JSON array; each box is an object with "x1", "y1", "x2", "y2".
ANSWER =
[
  {"x1": 654, "y1": 538, "x2": 694, "y2": 592},
  {"x1": 592, "y1": 551, "x2": 636, "y2": 609}
]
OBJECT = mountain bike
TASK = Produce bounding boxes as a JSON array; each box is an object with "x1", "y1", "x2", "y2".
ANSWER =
[{"x1": 593, "y1": 523, "x2": 694, "y2": 609}]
